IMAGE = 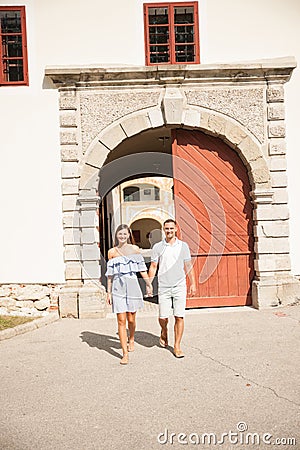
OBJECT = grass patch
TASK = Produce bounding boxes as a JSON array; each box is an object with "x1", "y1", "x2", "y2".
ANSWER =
[{"x1": 0, "y1": 315, "x2": 36, "y2": 331}]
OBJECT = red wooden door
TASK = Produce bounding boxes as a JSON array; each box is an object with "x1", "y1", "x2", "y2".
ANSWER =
[{"x1": 172, "y1": 129, "x2": 254, "y2": 307}]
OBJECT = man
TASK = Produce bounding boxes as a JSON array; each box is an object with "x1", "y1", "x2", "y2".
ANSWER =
[{"x1": 148, "y1": 219, "x2": 196, "y2": 358}]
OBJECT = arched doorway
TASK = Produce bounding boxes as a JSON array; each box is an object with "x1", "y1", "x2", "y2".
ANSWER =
[{"x1": 130, "y1": 218, "x2": 162, "y2": 249}]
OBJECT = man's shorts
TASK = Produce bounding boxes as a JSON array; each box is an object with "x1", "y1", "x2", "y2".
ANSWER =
[{"x1": 158, "y1": 285, "x2": 187, "y2": 318}]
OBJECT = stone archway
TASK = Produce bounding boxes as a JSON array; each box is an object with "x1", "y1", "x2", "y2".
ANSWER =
[
  {"x1": 45, "y1": 59, "x2": 300, "y2": 316},
  {"x1": 80, "y1": 104, "x2": 270, "y2": 191},
  {"x1": 77, "y1": 106, "x2": 274, "y2": 312}
]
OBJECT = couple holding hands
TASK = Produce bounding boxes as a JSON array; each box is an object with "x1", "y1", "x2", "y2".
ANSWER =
[{"x1": 106, "y1": 219, "x2": 196, "y2": 365}]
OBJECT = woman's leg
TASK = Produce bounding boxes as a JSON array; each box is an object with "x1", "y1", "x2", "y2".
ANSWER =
[
  {"x1": 126, "y1": 311, "x2": 136, "y2": 351},
  {"x1": 117, "y1": 312, "x2": 129, "y2": 364}
]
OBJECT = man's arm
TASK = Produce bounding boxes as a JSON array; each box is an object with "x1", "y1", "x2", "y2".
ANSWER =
[
  {"x1": 140, "y1": 271, "x2": 153, "y2": 297},
  {"x1": 148, "y1": 261, "x2": 158, "y2": 285},
  {"x1": 184, "y1": 260, "x2": 196, "y2": 296}
]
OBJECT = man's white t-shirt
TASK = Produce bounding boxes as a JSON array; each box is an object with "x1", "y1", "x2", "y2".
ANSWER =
[{"x1": 151, "y1": 238, "x2": 191, "y2": 288}]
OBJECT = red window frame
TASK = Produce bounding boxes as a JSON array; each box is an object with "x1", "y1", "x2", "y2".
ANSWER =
[
  {"x1": 0, "y1": 6, "x2": 29, "y2": 86},
  {"x1": 144, "y1": 2, "x2": 200, "y2": 66}
]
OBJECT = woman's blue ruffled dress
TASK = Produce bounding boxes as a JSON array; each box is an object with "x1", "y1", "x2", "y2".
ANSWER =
[{"x1": 105, "y1": 253, "x2": 147, "y2": 313}]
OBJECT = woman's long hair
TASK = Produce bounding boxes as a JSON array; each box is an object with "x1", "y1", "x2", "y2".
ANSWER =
[{"x1": 114, "y1": 224, "x2": 134, "y2": 246}]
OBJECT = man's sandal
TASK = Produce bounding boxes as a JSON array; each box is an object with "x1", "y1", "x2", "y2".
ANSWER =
[{"x1": 159, "y1": 334, "x2": 168, "y2": 348}]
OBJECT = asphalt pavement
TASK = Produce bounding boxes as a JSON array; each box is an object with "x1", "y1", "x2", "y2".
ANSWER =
[{"x1": 0, "y1": 303, "x2": 299, "y2": 450}]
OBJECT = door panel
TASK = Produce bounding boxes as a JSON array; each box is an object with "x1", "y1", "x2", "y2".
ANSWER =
[{"x1": 172, "y1": 129, "x2": 254, "y2": 307}]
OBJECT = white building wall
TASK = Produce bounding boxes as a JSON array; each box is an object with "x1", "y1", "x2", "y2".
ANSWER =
[{"x1": 0, "y1": 0, "x2": 299, "y2": 282}]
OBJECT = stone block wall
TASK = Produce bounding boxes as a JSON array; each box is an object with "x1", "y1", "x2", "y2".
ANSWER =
[{"x1": 0, "y1": 284, "x2": 61, "y2": 316}]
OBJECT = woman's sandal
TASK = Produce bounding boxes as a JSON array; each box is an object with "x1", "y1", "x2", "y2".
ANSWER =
[
  {"x1": 173, "y1": 349, "x2": 185, "y2": 358},
  {"x1": 120, "y1": 354, "x2": 129, "y2": 365},
  {"x1": 127, "y1": 341, "x2": 134, "y2": 352}
]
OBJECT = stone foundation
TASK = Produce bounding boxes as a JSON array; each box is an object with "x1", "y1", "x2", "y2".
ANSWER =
[
  {"x1": 0, "y1": 284, "x2": 61, "y2": 317},
  {"x1": 252, "y1": 276, "x2": 300, "y2": 309},
  {"x1": 0, "y1": 283, "x2": 107, "y2": 319},
  {"x1": 59, "y1": 283, "x2": 107, "y2": 318}
]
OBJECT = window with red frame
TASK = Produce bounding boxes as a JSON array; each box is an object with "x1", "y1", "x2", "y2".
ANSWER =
[
  {"x1": 144, "y1": 2, "x2": 200, "y2": 65},
  {"x1": 0, "y1": 6, "x2": 28, "y2": 85}
]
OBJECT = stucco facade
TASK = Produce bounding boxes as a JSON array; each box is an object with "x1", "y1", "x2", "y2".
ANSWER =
[{"x1": 1, "y1": 1, "x2": 300, "y2": 317}]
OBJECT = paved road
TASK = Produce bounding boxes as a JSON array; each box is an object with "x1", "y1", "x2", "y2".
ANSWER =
[{"x1": 0, "y1": 304, "x2": 299, "y2": 450}]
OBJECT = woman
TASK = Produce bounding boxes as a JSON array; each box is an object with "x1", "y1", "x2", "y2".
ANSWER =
[{"x1": 106, "y1": 224, "x2": 152, "y2": 365}]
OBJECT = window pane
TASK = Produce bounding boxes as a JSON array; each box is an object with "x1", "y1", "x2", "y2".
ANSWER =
[
  {"x1": 154, "y1": 187, "x2": 160, "y2": 200},
  {"x1": 175, "y1": 25, "x2": 194, "y2": 43},
  {"x1": 148, "y1": 7, "x2": 169, "y2": 25},
  {"x1": 175, "y1": 45, "x2": 195, "y2": 62},
  {"x1": 0, "y1": 11, "x2": 21, "y2": 33},
  {"x1": 145, "y1": 3, "x2": 199, "y2": 65},
  {"x1": 149, "y1": 26, "x2": 169, "y2": 44},
  {"x1": 150, "y1": 45, "x2": 170, "y2": 63},
  {"x1": 2, "y1": 35, "x2": 23, "y2": 57},
  {"x1": 174, "y1": 6, "x2": 194, "y2": 24},
  {"x1": 124, "y1": 187, "x2": 140, "y2": 202},
  {"x1": 3, "y1": 58, "x2": 24, "y2": 81}
]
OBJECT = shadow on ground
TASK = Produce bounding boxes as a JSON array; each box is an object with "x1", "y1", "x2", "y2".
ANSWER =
[{"x1": 80, "y1": 329, "x2": 173, "y2": 360}]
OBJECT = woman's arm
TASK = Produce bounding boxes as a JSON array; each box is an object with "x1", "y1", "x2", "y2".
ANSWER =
[
  {"x1": 106, "y1": 276, "x2": 113, "y2": 304},
  {"x1": 106, "y1": 248, "x2": 115, "y2": 305},
  {"x1": 107, "y1": 248, "x2": 116, "y2": 260}
]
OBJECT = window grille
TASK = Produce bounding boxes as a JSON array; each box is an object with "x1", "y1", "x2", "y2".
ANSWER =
[
  {"x1": 144, "y1": 2, "x2": 200, "y2": 65},
  {"x1": 0, "y1": 6, "x2": 28, "y2": 85}
]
